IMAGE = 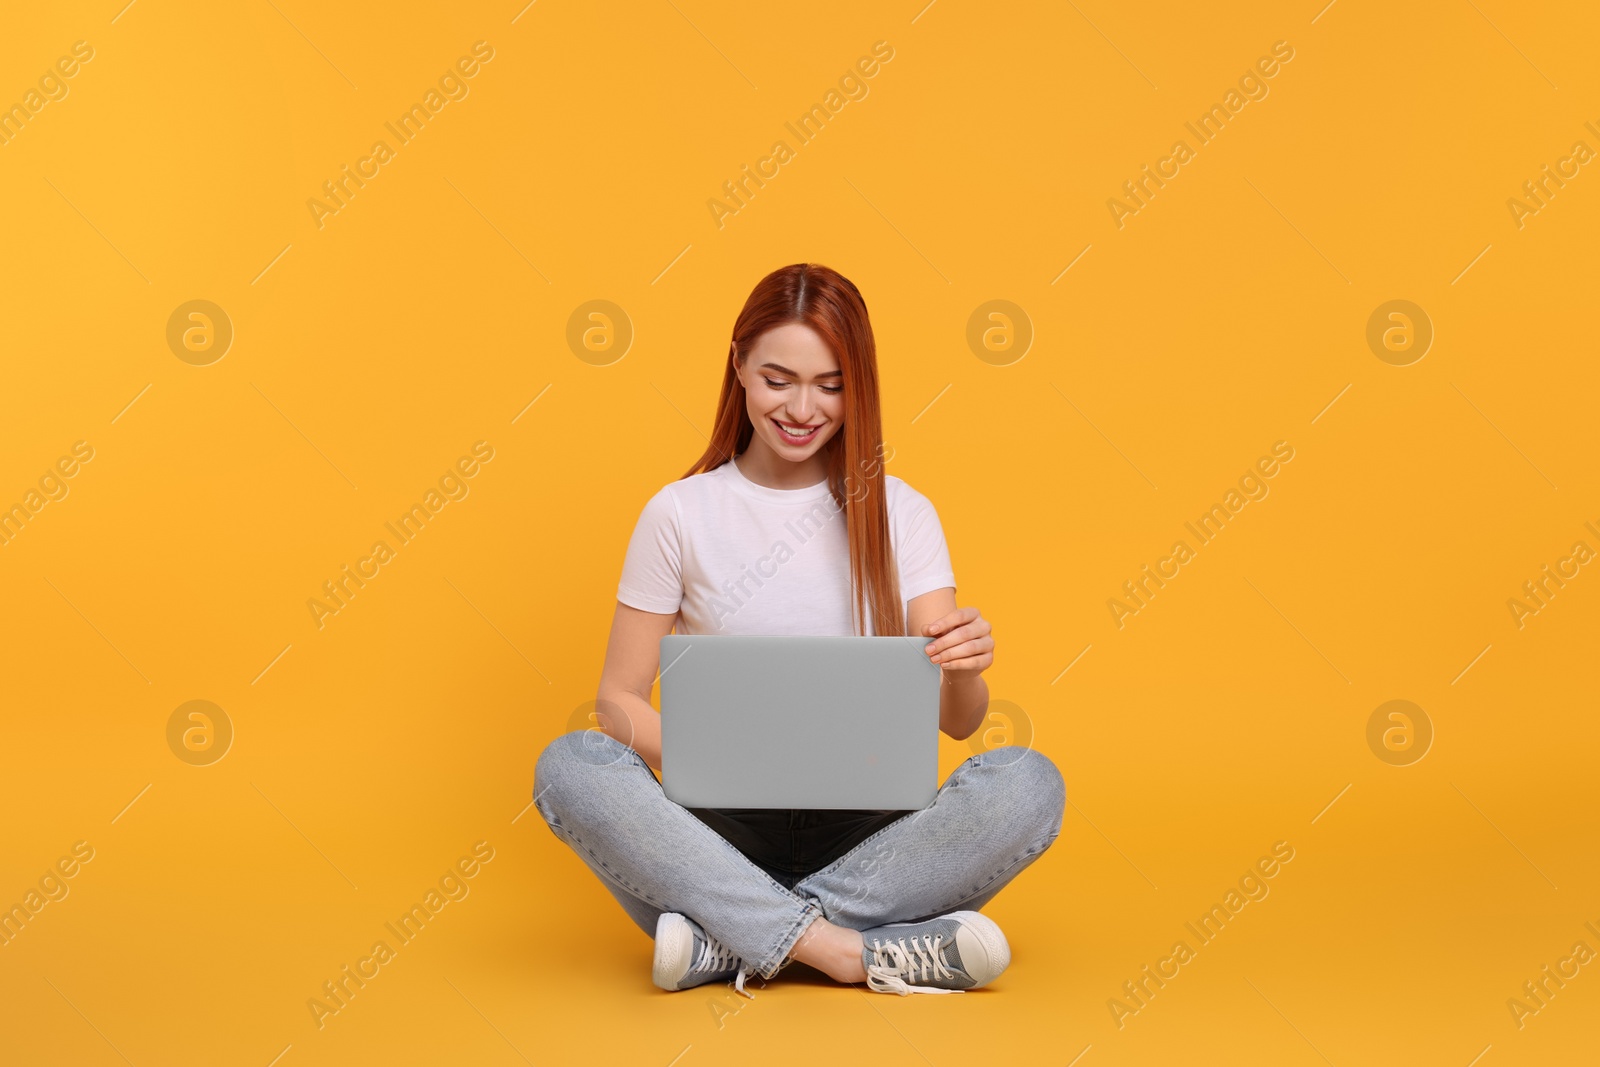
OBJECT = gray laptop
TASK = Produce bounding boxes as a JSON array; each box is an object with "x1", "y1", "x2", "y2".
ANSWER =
[{"x1": 659, "y1": 635, "x2": 941, "y2": 809}]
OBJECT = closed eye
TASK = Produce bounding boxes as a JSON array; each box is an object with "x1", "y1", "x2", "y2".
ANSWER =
[{"x1": 764, "y1": 377, "x2": 842, "y2": 394}]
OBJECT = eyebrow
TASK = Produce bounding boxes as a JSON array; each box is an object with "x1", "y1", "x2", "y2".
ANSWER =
[{"x1": 759, "y1": 362, "x2": 843, "y2": 379}]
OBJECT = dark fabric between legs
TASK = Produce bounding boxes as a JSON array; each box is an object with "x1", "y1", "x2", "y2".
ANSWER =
[{"x1": 685, "y1": 807, "x2": 912, "y2": 888}]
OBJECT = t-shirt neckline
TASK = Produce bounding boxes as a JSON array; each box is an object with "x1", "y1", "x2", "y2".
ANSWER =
[{"x1": 723, "y1": 453, "x2": 834, "y2": 504}]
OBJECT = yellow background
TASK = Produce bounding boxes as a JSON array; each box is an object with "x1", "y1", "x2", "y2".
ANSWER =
[{"x1": 2, "y1": 1, "x2": 1597, "y2": 1064}]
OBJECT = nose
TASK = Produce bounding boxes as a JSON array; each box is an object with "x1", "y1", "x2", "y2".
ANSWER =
[{"x1": 787, "y1": 391, "x2": 821, "y2": 423}]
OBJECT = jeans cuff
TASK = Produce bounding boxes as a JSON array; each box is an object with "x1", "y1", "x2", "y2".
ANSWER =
[{"x1": 754, "y1": 900, "x2": 825, "y2": 980}]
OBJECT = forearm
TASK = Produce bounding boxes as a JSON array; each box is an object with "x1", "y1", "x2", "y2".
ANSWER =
[
  {"x1": 939, "y1": 670, "x2": 989, "y2": 741},
  {"x1": 596, "y1": 689, "x2": 663, "y2": 771}
]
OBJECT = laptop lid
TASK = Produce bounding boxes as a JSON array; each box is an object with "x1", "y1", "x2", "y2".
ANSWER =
[{"x1": 658, "y1": 634, "x2": 941, "y2": 810}]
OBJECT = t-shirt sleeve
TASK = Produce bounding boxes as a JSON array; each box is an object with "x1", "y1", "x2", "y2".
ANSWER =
[
  {"x1": 615, "y1": 485, "x2": 684, "y2": 615},
  {"x1": 895, "y1": 484, "x2": 957, "y2": 603}
]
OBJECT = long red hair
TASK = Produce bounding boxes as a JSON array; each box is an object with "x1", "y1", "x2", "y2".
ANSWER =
[{"x1": 681, "y1": 263, "x2": 903, "y2": 637}]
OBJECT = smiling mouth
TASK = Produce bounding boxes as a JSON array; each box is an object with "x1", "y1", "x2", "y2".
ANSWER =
[{"x1": 773, "y1": 419, "x2": 822, "y2": 442}]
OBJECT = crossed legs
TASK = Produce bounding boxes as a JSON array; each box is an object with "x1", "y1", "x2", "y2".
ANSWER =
[{"x1": 531, "y1": 729, "x2": 1065, "y2": 983}]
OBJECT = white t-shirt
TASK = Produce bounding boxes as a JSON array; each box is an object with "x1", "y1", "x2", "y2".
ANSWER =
[{"x1": 616, "y1": 455, "x2": 957, "y2": 636}]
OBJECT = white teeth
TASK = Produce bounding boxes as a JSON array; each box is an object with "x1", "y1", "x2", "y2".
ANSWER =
[{"x1": 777, "y1": 422, "x2": 817, "y2": 436}]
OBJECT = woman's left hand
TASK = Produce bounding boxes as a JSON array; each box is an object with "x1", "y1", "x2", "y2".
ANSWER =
[{"x1": 922, "y1": 605, "x2": 994, "y2": 675}]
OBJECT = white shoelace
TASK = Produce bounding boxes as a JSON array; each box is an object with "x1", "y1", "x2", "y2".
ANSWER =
[
  {"x1": 864, "y1": 934, "x2": 963, "y2": 995},
  {"x1": 693, "y1": 932, "x2": 754, "y2": 996}
]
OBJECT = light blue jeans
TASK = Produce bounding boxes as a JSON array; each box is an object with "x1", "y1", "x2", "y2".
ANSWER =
[{"x1": 531, "y1": 729, "x2": 1066, "y2": 981}]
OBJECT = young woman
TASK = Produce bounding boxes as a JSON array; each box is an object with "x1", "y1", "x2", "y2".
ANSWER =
[{"x1": 532, "y1": 263, "x2": 1065, "y2": 996}]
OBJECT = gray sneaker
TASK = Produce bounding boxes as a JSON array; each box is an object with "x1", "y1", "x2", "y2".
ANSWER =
[
  {"x1": 860, "y1": 911, "x2": 1011, "y2": 995},
  {"x1": 653, "y1": 912, "x2": 754, "y2": 994}
]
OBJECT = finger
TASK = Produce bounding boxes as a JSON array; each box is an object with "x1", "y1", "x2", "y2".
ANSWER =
[
  {"x1": 926, "y1": 626, "x2": 975, "y2": 657},
  {"x1": 931, "y1": 637, "x2": 992, "y2": 664},
  {"x1": 926, "y1": 624, "x2": 971, "y2": 657},
  {"x1": 925, "y1": 606, "x2": 977, "y2": 636},
  {"x1": 938, "y1": 652, "x2": 992, "y2": 672},
  {"x1": 926, "y1": 618, "x2": 990, "y2": 657}
]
